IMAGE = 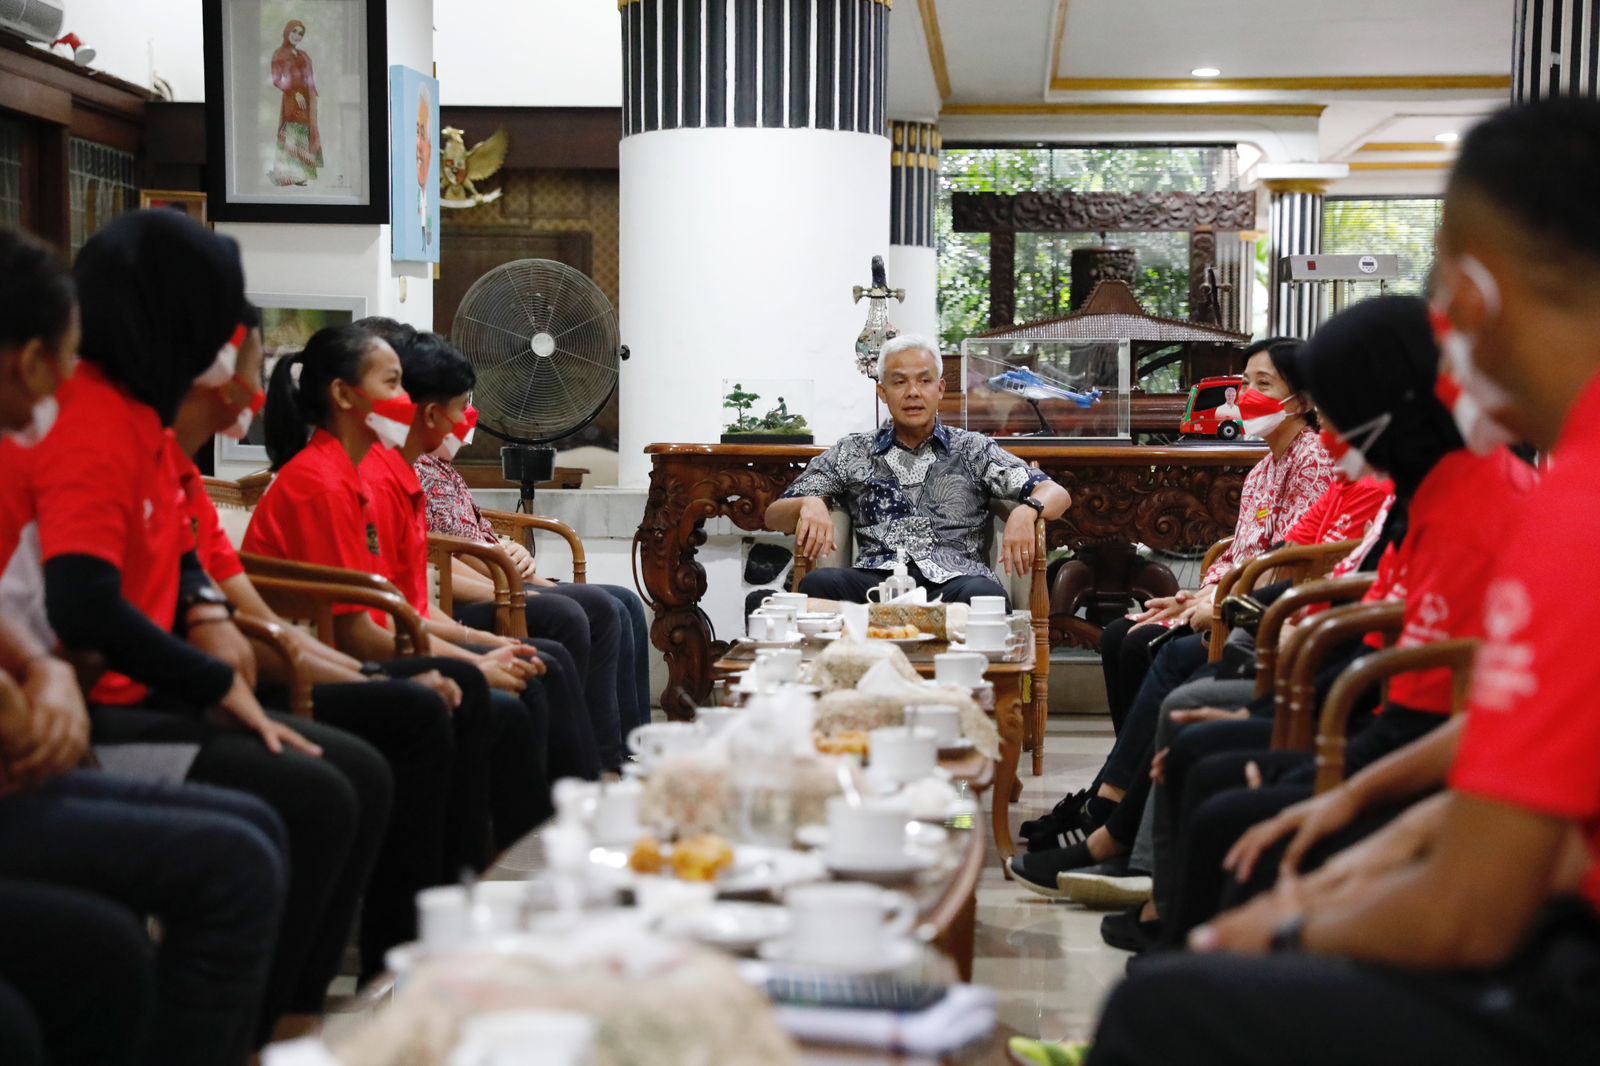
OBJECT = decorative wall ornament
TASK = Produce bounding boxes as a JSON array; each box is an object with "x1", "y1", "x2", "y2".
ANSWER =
[
  {"x1": 440, "y1": 127, "x2": 508, "y2": 209},
  {"x1": 853, "y1": 255, "x2": 904, "y2": 378},
  {"x1": 952, "y1": 190, "x2": 1256, "y2": 234}
]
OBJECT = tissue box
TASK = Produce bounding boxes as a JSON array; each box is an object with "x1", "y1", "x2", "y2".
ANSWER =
[{"x1": 868, "y1": 603, "x2": 949, "y2": 640}]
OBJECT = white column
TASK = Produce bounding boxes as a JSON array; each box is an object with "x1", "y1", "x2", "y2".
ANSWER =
[
  {"x1": 887, "y1": 120, "x2": 938, "y2": 339},
  {"x1": 1514, "y1": 0, "x2": 1600, "y2": 103},
  {"x1": 616, "y1": 0, "x2": 893, "y2": 488},
  {"x1": 1264, "y1": 179, "x2": 1325, "y2": 339}
]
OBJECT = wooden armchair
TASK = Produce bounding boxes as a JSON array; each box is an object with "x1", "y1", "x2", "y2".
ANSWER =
[
  {"x1": 1254, "y1": 575, "x2": 1377, "y2": 748},
  {"x1": 427, "y1": 533, "x2": 529, "y2": 638},
  {"x1": 483, "y1": 509, "x2": 588, "y2": 584},
  {"x1": 240, "y1": 553, "x2": 429, "y2": 657},
  {"x1": 1207, "y1": 538, "x2": 1360, "y2": 662},
  {"x1": 1275, "y1": 599, "x2": 1404, "y2": 753},
  {"x1": 234, "y1": 613, "x2": 313, "y2": 719},
  {"x1": 1314, "y1": 639, "x2": 1477, "y2": 793},
  {"x1": 789, "y1": 501, "x2": 1053, "y2": 777}
]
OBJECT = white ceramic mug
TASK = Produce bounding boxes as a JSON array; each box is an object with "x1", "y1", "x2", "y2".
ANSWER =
[
  {"x1": 696, "y1": 705, "x2": 736, "y2": 737},
  {"x1": 826, "y1": 796, "x2": 910, "y2": 863},
  {"x1": 417, "y1": 884, "x2": 471, "y2": 950},
  {"x1": 755, "y1": 604, "x2": 800, "y2": 634},
  {"x1": 471, "y1": 880, "x2": 529, "y2": 936},
  {"x1": 450, "y1": 1010, "x2": 596, "y2": 1066},
  {"x1": 968, "y1": 595, "x2": 1008, "y2": 618},
  {"x1": 627, "y1": 722, "x2": 704, "y2": 766},
  {"x1": 783, "y1": 883, "x2": 916, "y2": 966},
  {"x1": 755, "y1": 648, "x2": 804, "y2": 684},
  {"x1": 747, "y1": 613, "x2": 781, "y2": 641},
  {"x1": 591, "y1": 780, "x2": 644, "y2": 845},
  {"x1": 764, "y1": 591, "x2": 810, "y2": 613},
  {"x1": 905, "y1": 704, "x2": 962, "y2": 746},
  {"x1": 965, "y1": 618, "x2": 1010, "y2": 652},
  {"x1": 869, "y1": 726, "x2": 938, "y2": 785},
  {"x1": 933, "y1": 651, "x2": 988, "y2": 687}
]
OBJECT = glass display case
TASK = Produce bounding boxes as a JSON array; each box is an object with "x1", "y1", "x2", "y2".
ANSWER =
[
  {"x1": 720, "y1": 378, "x2": 815, "y2": 444},
  {"x1": 957, "y1": 338, "x2": 1131, "y2": 441}
]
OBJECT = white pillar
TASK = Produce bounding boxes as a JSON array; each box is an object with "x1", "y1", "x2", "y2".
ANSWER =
[
  {"x1": 1514, "y1": 0, "x2": 1600, "y2": 103},
  {"x1": 616, "y1": 0, "x2": 893, "y2": 488},
  {"x1": 887, "y1": 120, "x2": 938, "y2": 340}
]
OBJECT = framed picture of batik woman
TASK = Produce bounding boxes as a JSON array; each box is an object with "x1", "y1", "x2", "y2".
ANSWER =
[{"x1": 202, "y1": 0, "x2": 389, "y2": 224}]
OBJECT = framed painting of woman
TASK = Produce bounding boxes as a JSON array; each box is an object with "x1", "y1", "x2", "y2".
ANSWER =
[{"x1": 202, "y1": 0, "x2": 389, "y2": 223}]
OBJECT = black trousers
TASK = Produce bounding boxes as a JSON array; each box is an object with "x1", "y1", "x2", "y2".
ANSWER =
[
  {"x1": 1098, "y1": 617, "x2": 1172, "y2": 734},
  {"x1": 0, "y1": 878, "x2": 154, "y2": 1066},
  {"x1": 0, "y1": 771, "x2": 284, "y2": 1066},
  {"x1": 1091, "y1": 901, "x2": 1600, "y2": 1066},
  {"x1": 91, "y1": 707, "x2": 391, "y2": 1034},
  {"x1": 795, "y1": 563, "x2": 1010, "y2": 607}
]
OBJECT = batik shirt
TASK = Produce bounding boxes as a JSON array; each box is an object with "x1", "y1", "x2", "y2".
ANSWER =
[{"x1": 782, "y1": 421, "x2": 1051, "y2": 584}]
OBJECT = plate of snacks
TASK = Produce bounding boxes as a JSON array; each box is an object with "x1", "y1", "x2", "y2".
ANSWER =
[
  {"x1": 865, "y1": 623, "x2": 937, "y2": 646},
  {"x1": 595, "y1": 835, "x2": 827, "y2": 898}
]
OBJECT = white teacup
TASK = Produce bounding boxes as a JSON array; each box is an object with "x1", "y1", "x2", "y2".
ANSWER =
[
  {"x1": 756, "y1": 603, "x2": 800, "y2": 631},
  {"x1": 627, "y1": 722, "x2": 704, "y2": 767},
  {"x1": 869, "y1": 726, "x2": 938, "y2": 785},
  {"x1": 783, "y1": 883, "x2": 916, "y2": 966},
  {"x1": 747, "y1": 613, "x2": 780, "y2": 641},
  {"x1": 968, "y1": 595, "x2": 1008, "y2": 618},
  {"x1": 933, "y1": 650, "x2": 988, "y2": 687},
  {"x1": 965, "y1": 618, "x2": 1011, "y2": 652},
  {"x1": 592, "y1": 780, "x2": 644, "y2": 845},
  {"x1": 756, "y1": 648, "x2": 804, "y2": 684},
  {"x1": 905, "y1": 704, "x2": 962, "y2": 746},
  {"x1": 764, "y1": 591, "x2": 810, "y2": 613},
  {"x1": 796, "y1": 612, "x2": 843, "y2": 638},
  {"x1": 826, "y1": 796, "x2": 911, "y2": 863},
  {"x1": 472, "y1": 880, "x2": 529, "y2": 936},
  {"x1": 451, "y1": 1009, "x2": 596, "y2": 1066},
  {"x1": 696, "y1": 705, "x2": 736, "y2": 737},
  {"x1": 417, "y1": 885, "x2": 471, "y2": 950}
]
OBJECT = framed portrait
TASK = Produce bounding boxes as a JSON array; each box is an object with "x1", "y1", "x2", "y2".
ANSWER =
[
  {"x1": 139, "y1": 189, "x2": 209, "y2": 226},
  {"x1": 202, "y1": 0, "x2": 389, "y2": 224},
  {"x1": 217, "y1": 292, "x2": 368, "y2": 466},
  {"x1": 390, "y1": 65, "x2": 440, "y2": 263}
]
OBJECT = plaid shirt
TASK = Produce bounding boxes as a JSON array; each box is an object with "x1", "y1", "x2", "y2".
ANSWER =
[
  {"x1": 413, "y1": 453, "x2": 497, "y2": 545},
  {"x1": 782, "y1": 421, "x2": 1051, "y2": 584}
]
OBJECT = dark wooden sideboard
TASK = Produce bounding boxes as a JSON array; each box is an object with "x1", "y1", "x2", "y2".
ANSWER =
[{"x1": 634, "y1": 441, "x2": 1263, "y2": 718}]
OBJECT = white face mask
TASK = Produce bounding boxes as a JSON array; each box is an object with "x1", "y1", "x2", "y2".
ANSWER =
[
  {"x1": 1429, "y1": 256, "x2": 1519, "y2": 449},
  {"x1": 222, "y1": 406, "x2": 253, "y2": 441},
  {"x1": 194, "y1": 326, "x2": 246, "y2": 388},
  {"x1": 3, "y1": 394, "x2": 59, "y2": 449},
  {"x1": 430, "y1": 433, "x2": 464, "y2": 460},
  {"x1": 429, "y1": 405, "x2": 478, "y2": 460}
]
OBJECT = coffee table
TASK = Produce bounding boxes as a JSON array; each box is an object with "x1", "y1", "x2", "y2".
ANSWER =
[{"x1": 712, "y1": 638, "x2": 1030, "y2": 876}]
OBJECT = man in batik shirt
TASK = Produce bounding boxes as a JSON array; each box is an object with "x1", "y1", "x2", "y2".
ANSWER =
[{"x1": 766, "y1": 335, "x2": 1072, "y2": 605}]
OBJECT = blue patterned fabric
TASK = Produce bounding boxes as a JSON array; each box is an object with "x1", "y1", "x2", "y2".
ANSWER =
[{"x1": 781, "y1": 421, "x2": 1050, "y2": 583}]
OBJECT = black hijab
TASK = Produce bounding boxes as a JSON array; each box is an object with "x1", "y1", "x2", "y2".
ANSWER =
[{"x1": 73, "y1": 210, "x2": 246, "y2": 425}]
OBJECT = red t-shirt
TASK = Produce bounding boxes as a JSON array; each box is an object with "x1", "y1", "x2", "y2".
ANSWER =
[
  {"x1": 1451, "y1": 370, "x2": 1600, "y2": 912},
  {"x1": 242, "y1": 430, "x2": 385, "y2": 615},
  {"x1": 359, "y1": 445, "x2": 432, "y2": 618},
  {"x1": 27, "y1": 363, "x2": 192, "y2": 704},
  {"x1": 1285, "y1": 476, "x2": 1394, "y2": 548},
  {"x1": 1371, "y1": 449, "x2": 1538, "y2": 713},
  {"x1": 174, "y1": 453, "x2": 244, "y2": 583}
]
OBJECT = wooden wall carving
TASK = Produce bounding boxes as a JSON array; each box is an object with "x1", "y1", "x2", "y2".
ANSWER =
[{"x1": 951, "y1": 190, "x2": 1256, "y2": 235}]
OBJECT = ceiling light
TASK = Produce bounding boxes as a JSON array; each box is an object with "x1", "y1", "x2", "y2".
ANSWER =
[
  {"x1": 1435, "y1": 132, "x2": 1460, "y2": 143},
  {"x1": 1190, "y1": 67, "x2": 1222, "y2": 78}
]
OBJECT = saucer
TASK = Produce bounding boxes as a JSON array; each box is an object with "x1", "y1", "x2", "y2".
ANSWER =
[
  {"x1": 824, "y1": 848, "x2": 939, "y2": 883},
  {"x1": 740, "y1": 633, "x2": 803, "y2": 649},
  {"x1": 869, "y1": 632, "x2": 938, "y2": 648},
  {"x1": 794, "y1": 822, "x2": 948, "y2": 851},
  {"x1": 944, "y1": 641, "x2": 1011, "y2": 659},
  {"x1": 656, "y1": 901, "x2": 791, "y2": 953},
  {"x1": 800, "y1": 630, "x2": 843, "y2": 643},
  {"x1": 757, "y1": 936, "x2": 921, "y2": 975},
  {"x1": 937, "y1": 738, "x2": 977, "y2": 755}
]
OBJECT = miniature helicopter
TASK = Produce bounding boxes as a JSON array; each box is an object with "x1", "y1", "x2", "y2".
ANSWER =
[{"x1": 984, "y1": 368, "x2": 1102, "y2": 434}]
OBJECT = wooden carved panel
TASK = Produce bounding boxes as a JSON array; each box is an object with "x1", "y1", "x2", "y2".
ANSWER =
[{"x1": 952, "y1": 190, "x2": 1256, "y2": 234}]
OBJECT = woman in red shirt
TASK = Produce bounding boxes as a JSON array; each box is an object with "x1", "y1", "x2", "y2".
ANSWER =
[{"x1": 29, "y1": 211, "x2": 390, "y2": 1044}]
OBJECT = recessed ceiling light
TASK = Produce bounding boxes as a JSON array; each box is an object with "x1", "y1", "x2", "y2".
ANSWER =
[
  {"x1": 1435, "y1": 131, "x2": 1460, "y2": 143},
  {"x1": 1191, "y1": 67, "x2": 1222, "y2": 78}
]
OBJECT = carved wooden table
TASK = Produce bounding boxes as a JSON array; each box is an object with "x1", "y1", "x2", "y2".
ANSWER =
[{"x1": 635, "y1": 442, "x2": 1262, "y2": 719}]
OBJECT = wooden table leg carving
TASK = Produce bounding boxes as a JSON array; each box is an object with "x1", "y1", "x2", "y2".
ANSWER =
[{"x1": 990, "y1": 673, "x2": 1025, "y2": 878}]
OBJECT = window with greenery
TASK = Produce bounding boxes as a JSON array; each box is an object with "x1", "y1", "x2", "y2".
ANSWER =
[
  {"x1": 937, "y1": 146, "x2": 1240, "y2": 350},
  {"x1": 69, "y1": 138, "x2": 138, "y2": 254},
  {"x1": 1322, "y1": 197, "x2": 1443, "y2": 299}
]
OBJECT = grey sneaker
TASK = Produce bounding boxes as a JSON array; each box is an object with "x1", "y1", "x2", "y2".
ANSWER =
[{"x1": 1058, "y1": 861, "x2": 1153, "y2": 909}]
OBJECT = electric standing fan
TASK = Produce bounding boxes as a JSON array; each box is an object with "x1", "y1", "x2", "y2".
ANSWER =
[{"x1": 450, "y1": 259, "x2": 628, "y2": 511}]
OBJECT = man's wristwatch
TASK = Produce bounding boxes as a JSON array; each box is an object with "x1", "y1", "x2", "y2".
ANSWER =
[
  {"x1": 179, "y1": 585, "x2": 234, "y2": 632},
  {"x1": 1019, "y1": 495, "x2": 1046, "y2": 516}
]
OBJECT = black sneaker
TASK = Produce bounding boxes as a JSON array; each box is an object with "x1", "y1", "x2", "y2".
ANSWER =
[
  {"x1": 1009, "y1": 841, "x2": 1097, "y2": 900},
  {"x1": 1019, "y1": 788, "x2": 1088, "y2": 842},
  {"x1": 1100, "y1": 904, "x2": 1162, "y2": 953},
  {"x1": 1058, "y1": 860, "x2": 1152, "y2": 910}
]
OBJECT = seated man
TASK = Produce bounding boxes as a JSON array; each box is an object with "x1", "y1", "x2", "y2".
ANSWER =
[{"x1": 766, "y1": 334, "x2": 1071, "y2": 605}]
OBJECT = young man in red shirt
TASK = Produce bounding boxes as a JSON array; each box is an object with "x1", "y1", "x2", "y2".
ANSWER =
[{"x1": 1082, "y1": 96, "x2": 1600, "y2": 1066}]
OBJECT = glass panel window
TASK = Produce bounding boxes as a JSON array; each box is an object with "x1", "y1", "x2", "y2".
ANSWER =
[
  {"x1": 0, "y1": 118, "x2": 22, "y2": 231},
  {"x1": 1323, "y1": 197, "x2": 1444, "y2": 299},
  {"x1": 69, "y1": 138, "x2": 138, "y2": 254}
]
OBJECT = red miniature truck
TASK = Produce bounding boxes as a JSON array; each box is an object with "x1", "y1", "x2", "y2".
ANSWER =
[{"x1": 1179, "y1": 374, "x2": 1246, "y2": 440}]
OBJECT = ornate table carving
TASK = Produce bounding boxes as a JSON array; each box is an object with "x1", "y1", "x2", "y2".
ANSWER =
[{"x1": 637, "y1": 442, "x2": 1261, "y2": 719}]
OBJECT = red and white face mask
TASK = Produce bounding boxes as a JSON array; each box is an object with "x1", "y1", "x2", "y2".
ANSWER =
[
  {"x1": 221, "y1": 380, "x2": 266, "y2": 441},
  {"x1": 1319, "y1": 412, "x2": 1389, "y2": 484},
  {"x1": 193, "y1": 325, "x2": 248, "y2": 389},
  {"x1": 357, "y1": 389, "x2": 418, "y2": 450},
  {"x1": 1429, "y1": 255, "x2": 1517, "y2": 456},
  {"x1": 1238, "y1": 388, "x2": 1289, "y2": 439},
  {"x1": 1434, "y1": 368, "x2": 1513, "y2": 456},
  {"x1": 430, "y1": 404, "x2": 478, "y2": 460}
]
